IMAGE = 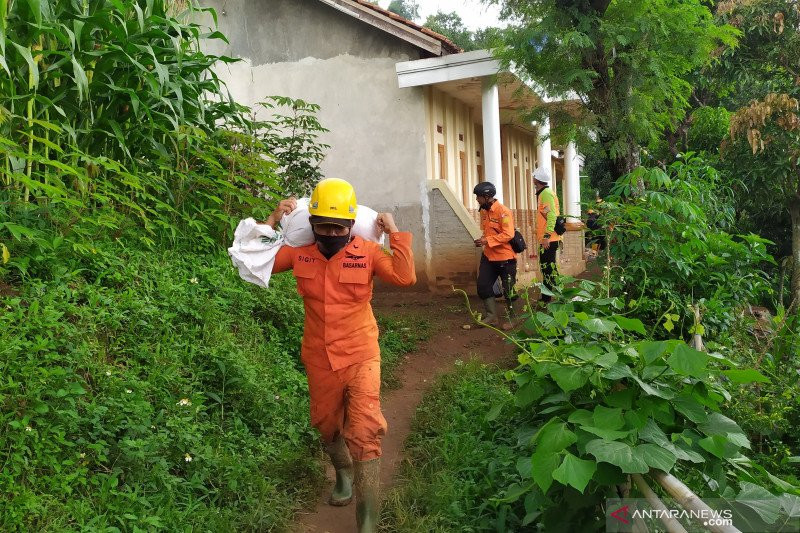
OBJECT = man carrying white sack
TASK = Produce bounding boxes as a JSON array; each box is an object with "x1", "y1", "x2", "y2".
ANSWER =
[{"x1": 259, "y1": 178, "x2": 416, "y2": 533}]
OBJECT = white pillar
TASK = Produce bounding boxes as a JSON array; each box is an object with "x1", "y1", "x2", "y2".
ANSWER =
[
  {"x1": 481, "y1": 77, "x2": 503, "y2": 204},
  {"x1": 536, "y1": 116, "x2": 552, "y2": 181},
  {"x1": 563, "y1": 141, "x2": 581, "y2": 222}
]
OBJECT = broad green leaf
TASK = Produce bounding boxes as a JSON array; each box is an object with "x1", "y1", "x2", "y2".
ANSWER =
[
  {"x1": 674, "y1": 440, "x2": 706, "y2": 463},
  {"x1": 606, "y1": 388, "x2": 635, "y2": 409},
  {"x1": 67, "y1": 382, "x2": 86, "y2": 395},
  {"x1": 671, "y1": 396, "x2": 708, "y2": 424},
  {"x1": 766, "y1": 472, "x2": 797, "y2": 493},
  {"x1": 531, "y1": 449, "x2": 561, "y2": 493},
  {"x1": 637, "y1": 444, "x2": 676, "y2": 472},
  {"x1": 624, "y1": 410, "x2": 647, "y2": 430},
  {"x1": 550, "y1": 366, "x2": 589, "y2": 393},
  {"x1": 567, "y1": 409, "x2": 594, "y2": 427},
  {"x1": 666, "y1": 344, "x2": 709, "y2": 378},
  {"x1": 515, "y1": 380, "x2": 546, "y2": 407},
  {"x1": 640, "y1": 420, "x2": 704, "y2": 463},
  {"x1": 585, "y1": 439, "x2": 649, "y2": 474},
  {"x1": 699, "y1": 435, "x2": 738, "y2": 459},
  {"x1": 722, "y1": 369, "x2": 770, "y2": 384},
  {"x1": 551, "y1": 453, "x2": 596, "y2": 493},
  {"x1": 582, "y1": 317, "x2": 617, "y2": 334},
  {"x1": 593, "y1": 351, "x2": 619, "y2": 368},
  {"x1": 565, "y1": 345, "x2": 601, "y2": 361},
  {"x1": 579, "y1": 426, "x2": 633, "y2": 440},
  {"x1": 516, "y1": 457, "x2": 533, "y2": 479},
  {"x1": 699, "y1": 413, "x2": 750, "y2": 449},
  {"x1": 636, "y1": 341, "x2": 671, "y2": 363},
  {"x1": 612, "y1": 315, "x2": 646, "y2": 335},
  {"x1": 604, "y1": 364, "x2": 634, "y2": 380},
  {"x1": 633, "y1": 376, "x2": 675, "y2": 399},
  {"x1": 534, "y1": 420, "x2": 577, "y2": 454},
  {"x1": 593, "y1": 405, "x2": 624, "y2": 430},
  {"x1": 779, "y1": 494, "x2": 800, "y2": 518},
  {"x1": 736, "y1": 482, "x2": 781, "y2": 524}
]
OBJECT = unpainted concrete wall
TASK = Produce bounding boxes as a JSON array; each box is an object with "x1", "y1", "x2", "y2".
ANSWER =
[
  {"x1": 428, "y1": 188, "x2": 482, "y2": 293},
  {"x1": 200, "y1": 0, "x2": 431, "y2": 287}
]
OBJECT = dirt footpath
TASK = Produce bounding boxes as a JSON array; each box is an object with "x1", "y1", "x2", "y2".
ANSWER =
[{"x1": 292, "y1": 292, "x2": 518, "y2": 533}]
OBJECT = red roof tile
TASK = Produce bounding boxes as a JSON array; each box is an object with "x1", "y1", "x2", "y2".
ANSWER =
[{"x1": 350, "y1": 0, "x2": 463, "y2": 54}]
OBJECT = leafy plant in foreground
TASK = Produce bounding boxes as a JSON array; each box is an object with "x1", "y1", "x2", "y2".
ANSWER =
[
  {"x1": 598, "y1": 156, "x2": 774, "y2": 336},
  {"x1": 490, "y1": 280, "x2": 799, "y2": 531}
]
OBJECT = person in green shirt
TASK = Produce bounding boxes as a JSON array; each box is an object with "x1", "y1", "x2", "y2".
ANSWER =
[{"x1": 533, "y1": 168, "x2": 561, "y2": 303}]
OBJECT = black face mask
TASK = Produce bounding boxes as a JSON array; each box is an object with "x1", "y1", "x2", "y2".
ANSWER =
[
  {"x1": 314, "y1": 232, "x2": 350, "y2": 259},
  {"x1": 479, "y1": 198, "x2": 494, "y2": 210}
]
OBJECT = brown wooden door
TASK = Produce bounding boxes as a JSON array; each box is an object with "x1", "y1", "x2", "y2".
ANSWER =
[
  {"x1": 460, "y1": 151, "x2": 468, "y2": 206},
  {"x1": 437, "y1": 144, "x2": 446, "y2": 181}
]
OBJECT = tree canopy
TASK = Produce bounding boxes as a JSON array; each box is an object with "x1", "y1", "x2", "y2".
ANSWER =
[
  {"x1": 489, "y1": 0, "x2": 738, "y2": 179},
  {"x1": 386, "y1": 0, "x2": 420, "y2": 21}
]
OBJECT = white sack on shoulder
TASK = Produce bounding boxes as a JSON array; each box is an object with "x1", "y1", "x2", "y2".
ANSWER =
[
  {"x1": 228, "y1": 218, "x2": 283, "y2": 288},
  {"x1": 230, "y1": 198, "x2": 386, "y2": 288},
  {"x1": 281, "y1": 197, "x2": 384, "y2": 247},
  {"x1": 280, "y1": 197, "x2": 314, "y2": 247}
]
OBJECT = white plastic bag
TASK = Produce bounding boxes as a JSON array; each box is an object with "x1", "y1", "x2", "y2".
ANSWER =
[
  {"x1": 228, "y1": 218, "x2": 283, "y2": 288},
  {"x1": 230, "y1": 198, "x2": 386, "y2": 287}
]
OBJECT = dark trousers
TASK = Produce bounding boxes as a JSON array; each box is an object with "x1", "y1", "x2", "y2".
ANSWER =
[
  {"x1": 540, "y1": 243, "x2": 558, "y2": 302},
  {"x1": 477, "y1": 255, "x2": 517, "y2": 303}
]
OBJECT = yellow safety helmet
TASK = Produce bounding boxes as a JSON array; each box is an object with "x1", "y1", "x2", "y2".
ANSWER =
[{"x1": 309, "y1": 178, "x2": 357, "y2": 222}]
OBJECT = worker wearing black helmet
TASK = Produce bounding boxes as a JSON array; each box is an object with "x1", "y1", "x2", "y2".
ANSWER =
[{"x1": 473, "y1": 181, "x2": 518, "y2": 330}]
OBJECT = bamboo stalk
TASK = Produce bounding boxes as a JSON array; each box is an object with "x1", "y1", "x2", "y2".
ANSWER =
[
  {"x1": 691, "y1": 304, "x2": 705, "y2": 351},
  {"x1": 24, "y1": 55, "x2": 34, "y2": 202},
  {"x1": 632, "y1": 473, "x2": 688, "y2": 533},
  {"x1": 651, "y1": 470, "x2": 742, "y2": 533},
  {"x1": 633, "y1": 514, "x2": 651, "y2": 533}
]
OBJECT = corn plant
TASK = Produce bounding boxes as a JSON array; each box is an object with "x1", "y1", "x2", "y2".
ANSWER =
[{"x1": 0, "y1": 0, "x2": 285, "y2": 277}]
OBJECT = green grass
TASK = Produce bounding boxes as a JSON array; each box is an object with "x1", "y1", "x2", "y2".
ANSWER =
[
  {"x1": 380, "y1": 361, "x2": 527, "y2": 532},
  {"x1": 0, "y1": 244, "x2": 323, "y2": 532},
  {"x1": 0, "y1": 240, "x2": 439, "y2": 531}
]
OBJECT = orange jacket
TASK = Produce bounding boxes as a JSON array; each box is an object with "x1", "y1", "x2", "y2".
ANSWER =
[
  {"x1": 480, "y1": 201, "x2": 516, "y2": 261},
  {"x1": 536, "y1": 187, "x2": 562, "y2": 243},
  {"x1": 273, "y1": 232, "x2": 416, "y2": 370}
]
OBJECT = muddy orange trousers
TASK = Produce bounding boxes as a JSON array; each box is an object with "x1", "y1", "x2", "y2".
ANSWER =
[{"x1": 304, "y1": 357, "x2": 387, "y2": 461}]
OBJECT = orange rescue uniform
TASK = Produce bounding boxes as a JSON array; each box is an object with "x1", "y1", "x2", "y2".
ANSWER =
[
  {"x1": 272, "y1": 232, "x2": 416, "y2": 460},
  {"x1": 480, "y1": 200, "x2": 516, "y2": 261}
]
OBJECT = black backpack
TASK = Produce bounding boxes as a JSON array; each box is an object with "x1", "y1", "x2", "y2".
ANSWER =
[
  {"x1": 554, "y1": 216, "x2": 567, "y2": 236},
  {"x1": 510, "y1": 229, "x2": 527, "y2": 254}
]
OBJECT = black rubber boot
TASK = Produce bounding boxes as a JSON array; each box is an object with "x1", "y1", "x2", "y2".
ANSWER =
[
  {"x1": 324, "y1": 435, "x2": 353, "y2": 506},
  {"x1": 354, "y1": 458, "x2": 380, "y2": 532}
]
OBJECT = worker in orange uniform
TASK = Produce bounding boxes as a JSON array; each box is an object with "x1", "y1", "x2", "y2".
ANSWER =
[
  {"x1": 533, "y1": 168, "x2": 561, "y2": 303},
  {"x1": 261, "y1": 178, "x2": 416, "y2": 532},
  {"x1": 473, "y1": 181, "x2": 518, "y2": 330}
]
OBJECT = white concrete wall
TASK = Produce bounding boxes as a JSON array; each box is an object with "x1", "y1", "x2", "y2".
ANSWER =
[{"x1": 198, "y1": 0, "x2": 432, "y2": 286}]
